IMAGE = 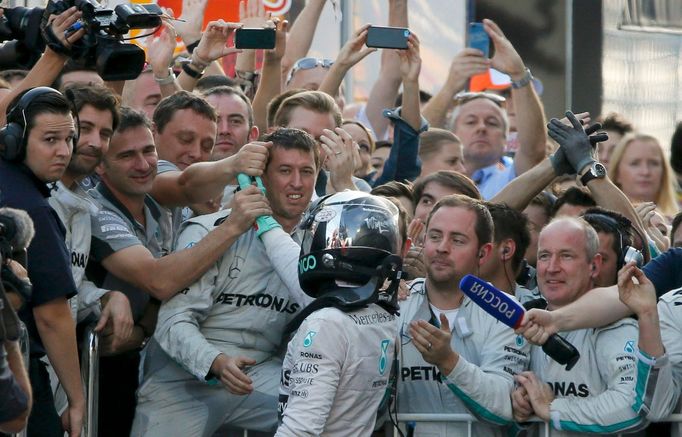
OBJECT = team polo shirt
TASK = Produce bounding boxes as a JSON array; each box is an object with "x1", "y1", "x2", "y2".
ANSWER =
[
  {"x1": 0, "y1": 160, "x2": 77, "y2": 356},
  {"x1": 88, "y1": 182, "x2": 172, "y2": 321}
]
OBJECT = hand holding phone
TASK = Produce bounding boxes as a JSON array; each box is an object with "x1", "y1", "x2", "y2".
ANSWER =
[{"x1": 366, "y1": 25, "x2": 411, "y2": 50}]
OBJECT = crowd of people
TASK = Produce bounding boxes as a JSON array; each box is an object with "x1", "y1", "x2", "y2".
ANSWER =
[{"x1": 1, "y1": 0, "x2": 682, "y2": 436}]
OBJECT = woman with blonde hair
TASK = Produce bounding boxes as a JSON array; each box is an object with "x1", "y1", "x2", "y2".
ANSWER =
[{"x1": 609, "y1": 133, "x2": 679, "y2": 217}]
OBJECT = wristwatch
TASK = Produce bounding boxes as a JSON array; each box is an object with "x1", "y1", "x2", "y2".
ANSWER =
[
  {"x1": 579, "y1": 162, "x2": 607, "y2": 186},
  {"x1": 511, "y1": 68, "x2": 533, "y2": 89}
]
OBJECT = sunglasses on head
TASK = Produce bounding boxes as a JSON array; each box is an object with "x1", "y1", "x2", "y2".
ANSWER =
[
  {"x1": 454, "y1": 91, "x2": 507, "y2": 107},
  {"x1": 286, "y1": 57, "x2": 334, "y2": 84}
]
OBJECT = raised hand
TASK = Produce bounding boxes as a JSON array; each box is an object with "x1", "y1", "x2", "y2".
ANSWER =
[
  {"x1": 397, "y1": 33, "x2": 421, "y2": 83},
  {"x1": 194, "y1": 20, "x2": 243, "y2": 64},
  {"x1": 174, "y1": 0, "x2": 209, "y2": 45},
  {"x1": 233, "y1": 141, "x2": 271, "y2": 177},
  {"x1": 483, "y1": 18, "x2": 525, "y2": 79},
  {"x1": 147, "y1": 21, "x2": 178, "y2": 76},
  {"x1": 335, "y1": 24, "x2": 377, "y2": 68},
  {"x1": 320, "y1": 127, "x2": 356, "y2": 192},
  {"x1": 547, "y1": 111, "x2": 596, "y2": 174},
  {"x1": 239, "y1": 0, "x2": 270, "y2": 28}
]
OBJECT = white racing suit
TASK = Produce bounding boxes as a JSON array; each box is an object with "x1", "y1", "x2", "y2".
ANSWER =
[
  {"x1": 526, "y1": 318, "x2": 645, "y2": 436},
  {"x1": 48, "y1": 181, "x2": 108, "y2": 321},
  {"x1": 131, "y1": 212, "x2": 310, "y2": 437},
  {"x1": 276, "y1": 304, "x2": 397, "y2": 436},
  {"x1": 397, "y1": 278, "x2": 530, "y2": 437},
  {"x1": 632, "y1": 287, "x2": 682, "y2": 436}
]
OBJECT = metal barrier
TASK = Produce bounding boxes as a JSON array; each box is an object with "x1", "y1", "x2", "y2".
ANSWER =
[
  {"x1": 394, "y1": 413, "x2": 682, "y2": 436},
  {"x1": 80, "y1": 324, "x2": 99, "y2": 437}
]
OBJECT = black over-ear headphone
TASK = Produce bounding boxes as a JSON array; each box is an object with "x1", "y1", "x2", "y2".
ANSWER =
[
  {"x1": 0, "y1": 87, "x2": 65, "y2": 162},
  {"x1": 582, "y1": 212, "x2": 643, "y2": 270}
]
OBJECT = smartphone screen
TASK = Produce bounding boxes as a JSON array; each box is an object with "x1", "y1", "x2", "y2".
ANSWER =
[
  {"x1": 366, "y1": 26, "x2": 410, "y2": 50},
  {"x1": 234, "y1": 28, "x2": 276, "y2": 50},
  {"x1": 468, "y1": 22, "x2": 490, "y2": 58}
]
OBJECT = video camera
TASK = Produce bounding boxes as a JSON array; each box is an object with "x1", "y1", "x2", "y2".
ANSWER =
[
  {"x1": 46, "y1": 0, "x2": 163, "y2": 81},
  {"x1": 0, "y1": 1, "x2": 162, "y2": 80}
]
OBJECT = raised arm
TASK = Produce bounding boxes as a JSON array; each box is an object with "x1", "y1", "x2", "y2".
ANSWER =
[
  {"x1": 151, "y1": 139, "x2": 269, "y2": 207},
  {"x1": 281, "y1": 0, "x2": 326, "y2": 79},
  {"x1": 421, "y1": 49, "x2": 489, "y2": 129},
  {"x1": 147, "y1": 21, "x2": 181, "y2": 98},
  {"x1": 363, "y1": 0, "x2": 408, "y2": 139},
  {"x1": 0, "y1": 7, "x2": 85, "y2": 124},
  {"x1": 253, "y1": 19, "x2": 287, "y2": 132},
  {"x1": 484, "y1": 19, "x2": 546, "y2": 176},
  {"x1": 177, "y1": 21, "x2": 242, "y2": 92},
  {"x1": 318, "y1": 25, "x2": 376, "y2": 100},
  {"x1": 97, "y1": 187, "x2": 270, "y2": 300}
]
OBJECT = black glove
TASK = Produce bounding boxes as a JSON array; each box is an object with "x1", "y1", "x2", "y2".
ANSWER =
[
  {"x1": 549, "y1": 120, "x2": 608, "y2": 175},
  {"x1": 548, "y1": 111, "x2": 600, "y2": 174}
]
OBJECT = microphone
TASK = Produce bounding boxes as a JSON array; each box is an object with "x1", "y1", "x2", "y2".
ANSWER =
[
  {"x1": 0, "y1": 208, "x2": 34, "y2": 342},
  {"x1": 459, "y1": 274, "x2": 580, "y2": 371},
  {"x1": 0, "y1": 207, "x2": 35, "y2": 265}
]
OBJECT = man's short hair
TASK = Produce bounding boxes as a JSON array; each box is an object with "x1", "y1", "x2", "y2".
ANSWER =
[
  {"x1": 599, "y1": 112, "x2": 634, "y2": 136},
  {"x1": 201, "y1": 85, "x2": 254, "y2": 128},
  {"x1": 449, "y1": 94, "x2": 509, "y2": 135},
  {"x1": 195, "y1": 75, "x2": 240, "y2": 93},
  {"x1": 63, "y1": 83, "x2": 120, "y2": 131},
  {"x1": 528, "y1": 191, "x2": 555, "y2": 219},
  {"x1": 273, "y1": 90, "x2": 342, "y2": 129},
  {"x1": 53, "y1": 60, "x2": 99, "y2": 90},
  {"x1": 413, "y1": 170, "x2": 481, "y2": 205},
  {"x1": 371, "y1": 180, "x2": 413, "y2": 200},
  {"x1": 117, "y1": 106, "x2": 153, "y2": 134},
  {"x1": 545, "y1": 216, "x2": 600, "y2": 260},
  {"x1": 267, "y1": 89, "x2": 304, "y2": 129},
  {"x1": 551, "y1": 187, "x2": 596, "y2": 217},
  {"x1": 152, "y1": 90, "x2": 217, "y2": 133},
  {"x1": 419, "y1": 128, "x2": 461, "y2": 162},
  {"x1": 0, "y1": 69, "x2": 27, "y2": 84},
  {"x1": 262, "y1": 127, "x2": 319, "y2": 170},
  {"x1": 427, "y1": 194, "x2": 494, "y2": 248},
  {"x1": 486, "y1": 202, "x2": 530, "y2": 273}
]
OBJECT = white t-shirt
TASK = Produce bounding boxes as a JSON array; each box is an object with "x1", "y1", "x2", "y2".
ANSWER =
[{"x1": 429, "y1": 303, "x2": 459, "y2": 329}]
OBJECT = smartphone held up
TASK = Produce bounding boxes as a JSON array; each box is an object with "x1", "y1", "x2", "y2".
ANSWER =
[{"x1": 365, "y1": 25, "x2": 411, "y2": 50}]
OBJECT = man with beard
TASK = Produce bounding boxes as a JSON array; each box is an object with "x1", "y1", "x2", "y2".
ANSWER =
[
  {"x1": 398, "y1": 194, "x2": 529, "y2": 436},
  {"x1": 47, "y1": 84, "x2": 133, "y2": 350}
]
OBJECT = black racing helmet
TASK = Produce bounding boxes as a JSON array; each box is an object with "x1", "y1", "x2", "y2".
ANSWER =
[{"x1": 298, "y1": 191, "x2": 401, "y2": 298}]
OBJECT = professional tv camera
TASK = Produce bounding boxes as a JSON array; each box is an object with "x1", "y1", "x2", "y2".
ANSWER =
[
  {"x1": 0, "y1": 7, "x2": 45, "y2": 69},
  {"x1": 0, "y1": 1, "x2": 162, "y2": 80},
  {"x1": 45, "y1": 0, "x2": 163, "y2": 80}
]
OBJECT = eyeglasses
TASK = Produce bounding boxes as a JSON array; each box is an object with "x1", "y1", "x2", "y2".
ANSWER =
[
  {"x1": 286, "y1": 57, "x2": 334, "y2": 84},
  {"x1": 454, "y1": 91, "x2": 506, "y2": 107}
]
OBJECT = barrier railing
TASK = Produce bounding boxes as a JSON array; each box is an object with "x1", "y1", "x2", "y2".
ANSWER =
[
  {"x1": 80, "y1": 324, "x2": 99, "y2": 437},
  {"x1": 394, "y1": 413, "x2": 682, "y2": 436}
]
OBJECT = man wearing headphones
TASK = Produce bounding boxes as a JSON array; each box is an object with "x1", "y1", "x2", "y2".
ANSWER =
[
  {"x1": 582, "y1": 207, "x2": 643, "y2": 287},
  {"x1": 0, "y1": 87, "x2": 84, "y2": 437}
]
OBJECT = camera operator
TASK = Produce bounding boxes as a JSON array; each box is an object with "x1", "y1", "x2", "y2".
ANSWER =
[
  {"x1": 0, "y1": 260, "x2": 31, "y2": 435},
  {"x1": 0, "y1": 86, "x2": 84, "y2": 437},
  {"x1": 0, "y1": 6, "x2": 84, "y2": 125}
]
